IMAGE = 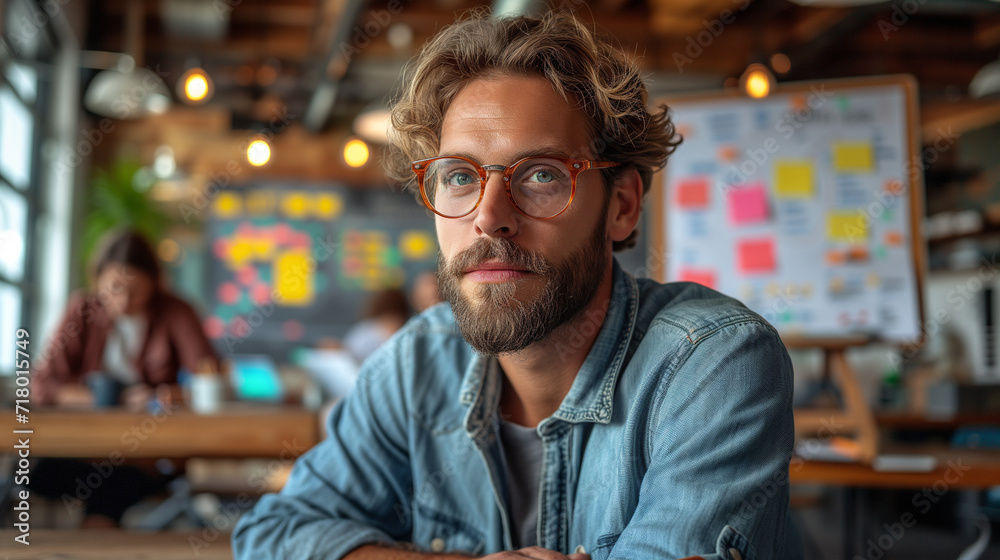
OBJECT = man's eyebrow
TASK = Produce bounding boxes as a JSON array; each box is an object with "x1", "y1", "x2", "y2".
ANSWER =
[{"x1": 439, "y1": 147, "x2": 575, "y2": 164}]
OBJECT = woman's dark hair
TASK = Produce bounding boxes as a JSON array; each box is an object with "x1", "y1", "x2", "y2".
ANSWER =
[
  {"x1": 363, "y1": 288, "x2": 411, "y2": 320},
  {"x1": 91, "y1": 229, "x2": 162, "y2": 286}
]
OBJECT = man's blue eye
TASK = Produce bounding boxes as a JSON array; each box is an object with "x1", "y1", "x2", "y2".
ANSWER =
[
  {"x1": 531, "y1": 171, "x2": 555, "y2": 183},
  {"x1": 449, "y1": 173, "x2": 475, "y2": 186}
]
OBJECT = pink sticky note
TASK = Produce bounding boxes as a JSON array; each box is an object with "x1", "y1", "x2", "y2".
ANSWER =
[
  {"x1": 679, "y1": 269, "x2": 717, "y2": 289},
  {"x1": 728, "y1": 183, "x2": 769, "y2": 225},
  {"x1": 737, "y1": 238, "x2": 776, "y2": 275},
  {"x1": 675, "y1": 178, "x2": 709, "y2": 209}
]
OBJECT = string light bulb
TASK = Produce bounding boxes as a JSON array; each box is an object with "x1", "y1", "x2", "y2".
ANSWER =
[
  {"x1": 178, "y1": 67, "x2": 213, "y2": 104},
  {"x1": 344, "y1": 138, "x2": 370, "y2": 168},
  {"x1": 740, "y1": 63, "x2": 775, "y2": 99},
  {"x1": 247, "y1": 138, "x2": 272, "y2": 167}
]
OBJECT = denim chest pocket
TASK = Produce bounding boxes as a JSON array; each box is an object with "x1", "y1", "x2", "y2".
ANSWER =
[
  {"x1": 589, "y1": 532, "x2": 620, "y2": 560},
  {"x1": 411, "y1": 502, "x2": 487, "y2": 556}
]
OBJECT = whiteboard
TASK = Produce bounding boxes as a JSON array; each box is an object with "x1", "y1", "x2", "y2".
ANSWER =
[{"x1": 659, "y1": 76, "x2": 925, "y2": 343}]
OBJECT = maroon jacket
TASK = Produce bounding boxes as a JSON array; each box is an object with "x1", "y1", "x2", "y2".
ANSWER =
[{"x1": 33, "y1": 290, "x2": 218, "y2": 406}]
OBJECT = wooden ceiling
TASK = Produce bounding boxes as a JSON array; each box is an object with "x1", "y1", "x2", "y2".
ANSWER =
[
  {"x1": 84, "y1": 0, "x2": 1000, "y2": 124},
  {"x1": 79, "y1": 0, "x2": 1000, "y2": 203}
]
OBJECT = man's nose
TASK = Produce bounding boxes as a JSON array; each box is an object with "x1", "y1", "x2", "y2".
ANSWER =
[{"x1": 472, "y1": 172, "x2": 520, "y2": 238}]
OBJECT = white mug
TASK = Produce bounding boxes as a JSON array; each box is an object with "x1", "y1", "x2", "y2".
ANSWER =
[{"x1": 190, "y1": 374, "x2": 223, "y2": 414}]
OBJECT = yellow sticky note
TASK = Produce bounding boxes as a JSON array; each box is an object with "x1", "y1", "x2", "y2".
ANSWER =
[
  {"x1": 274, "y1": 250, "x2": 313, "y2": 306},
  {"x1": 281, "y1": 192, "x2": 309, "y2": 219},
  {"x1": 774, "y1": 160, "x2": 814, "y2": 198},
  {"x1": 228, "y1": 240, "x2": 254, "y2": 267},
  {"x1": 828, "y1": 211, "x2": 868, "y2": 243},
  {"x1": 213, "y1": 192, "x2": 243, "y2": 218},
  {"x1": 315, "y1": 193, "x2": 343, "y2": 219},
  {"x1": 400, "y1": 231, "x2": 436, "y2": 261},
  {"x1": 833, "y1": 141, "x2": 874, "y2": 173}
]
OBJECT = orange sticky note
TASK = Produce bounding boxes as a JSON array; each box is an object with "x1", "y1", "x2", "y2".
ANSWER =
[
  {"x1": 675, "y1": 178, "x2": 710, "y2": 209},
  {"x1": 884, "y1": 179, "x2": 904, "y2": 196},
  {"x1": 737, "y1": 238, "x2": 776, "y2": 275},
  {"x1": 885, "y1": 230, "x2": 903, "y2": 246},
  {"x1": 728, "y1": 183, "x2": 769, "y2": 225},
  {"x1": 718, "y1": 145, "x2": 738, "y2": 162},
  {"x1": 679, "y1": 269, "x2": 717, "y2": 289}
]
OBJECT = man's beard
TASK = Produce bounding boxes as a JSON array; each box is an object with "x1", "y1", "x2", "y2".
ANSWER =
[{"x1": 438, "y1": 221, "x2": 609, "y2": 357}]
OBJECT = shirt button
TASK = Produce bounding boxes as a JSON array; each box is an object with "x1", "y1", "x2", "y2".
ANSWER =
[
  {"x1": 430, "y1": 538, "x2": 446, "y2": 552},
  {"x1": 574, "y1": 545, "x2": 586, "y2": 553}
]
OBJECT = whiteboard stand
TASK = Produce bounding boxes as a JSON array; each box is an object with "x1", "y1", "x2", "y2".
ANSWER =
[{"x1": 787, "y1": 336, "x2": 878, "y2": 464}]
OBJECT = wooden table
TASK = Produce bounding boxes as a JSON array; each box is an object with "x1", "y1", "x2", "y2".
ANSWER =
[
  {"x1": 0, "y1": 529, "x2": 231, "y2": 559},
  {"x1": 791, "y1": 447, "x2": 1000, "y2": 488},
  {"x1": 790, "y1": 446, "x2": 1000, "y2": 560},
  {"x1": 0, "y1": 405, "x2": 320, "y2": 459}
]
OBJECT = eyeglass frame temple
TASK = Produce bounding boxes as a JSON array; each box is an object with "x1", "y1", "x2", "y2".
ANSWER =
[{"x1": 411, "y1": 156, "x2": 621, "y2": 220}]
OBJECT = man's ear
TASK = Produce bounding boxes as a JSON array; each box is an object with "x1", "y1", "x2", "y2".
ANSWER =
[{"x1": 607, "y1": 168, "x2": 643, "y2": 243}]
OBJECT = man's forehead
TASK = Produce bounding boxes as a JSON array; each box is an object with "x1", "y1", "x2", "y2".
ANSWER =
[{"x1": 439, "y1": 76, "x2": 591, "y2": 157}]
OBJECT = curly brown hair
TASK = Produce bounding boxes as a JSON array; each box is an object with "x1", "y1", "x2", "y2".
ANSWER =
[{"x1": 384, "y1": 9, "x2": 682, "y2": 251}]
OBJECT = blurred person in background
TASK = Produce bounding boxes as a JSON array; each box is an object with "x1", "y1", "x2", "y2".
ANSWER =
[
  {"x1": 410, "y1": 270, "x2": 443, "y2": 313},
  {"x1": 33, "y1": 229, "x2": 218, "y2": 408},
  {"x1": 30, "y1": 229, "x2": 218, "y2": 528},
  {"x1": 343, "y1": 287, "x2": 412, "y2": 364}
]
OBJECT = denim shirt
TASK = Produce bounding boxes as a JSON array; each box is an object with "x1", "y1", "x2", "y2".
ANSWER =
[{"x1": 234, "y1": 261, "x2": 800, "y2": 560}]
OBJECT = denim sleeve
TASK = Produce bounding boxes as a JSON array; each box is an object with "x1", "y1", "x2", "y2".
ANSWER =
[
  {"x1": 607, "y1": 319, "x2": 795, "y2": 560},
  {"x1": 232, "y1": 346, "x2": 413, "y2": 559}
]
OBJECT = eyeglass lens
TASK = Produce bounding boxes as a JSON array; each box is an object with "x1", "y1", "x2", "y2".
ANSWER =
[{"x1": 422, "y1": 157, "x2": 574, "y2": 218}]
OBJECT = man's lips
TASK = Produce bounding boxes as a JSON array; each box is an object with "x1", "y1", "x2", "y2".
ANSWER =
[{"x1": 462, "y1": 261, "x2": 531, "y2": 282}]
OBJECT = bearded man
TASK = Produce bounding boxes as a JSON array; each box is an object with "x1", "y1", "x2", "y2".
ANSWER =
[{"x1": 235, "y1": 10, "x2": 800, "y2": 560}]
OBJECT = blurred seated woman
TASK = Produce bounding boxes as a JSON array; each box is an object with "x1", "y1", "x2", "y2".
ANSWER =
[
  {"x1": 34, "y1": 229, "x2": 217, "y2": 408},
  {"x1": 30, "y1": 229, "x2": 218, "y2": 527}
]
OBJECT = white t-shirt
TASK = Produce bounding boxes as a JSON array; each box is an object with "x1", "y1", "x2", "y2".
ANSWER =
[{"x1": 101, "y1": 315, "x2": 146, "y2": 384}]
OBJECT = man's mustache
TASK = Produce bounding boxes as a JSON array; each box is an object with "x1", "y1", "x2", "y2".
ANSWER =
[{"x1": 444, "y1": 237, "x2": 552, "y2": 276}]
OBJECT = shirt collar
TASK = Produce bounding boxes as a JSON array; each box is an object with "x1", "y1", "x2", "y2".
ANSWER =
[
  {"x1": 459, "y1": 259, "x2": 639, "y2": 435},
  {"x1": 548, "y1": 259, "x2": 638, "y2": 425}
]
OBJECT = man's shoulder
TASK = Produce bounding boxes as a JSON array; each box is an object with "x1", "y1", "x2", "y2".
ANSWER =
[{"x1": 634, "y1": 279, "x2": 774, "y2": 343}]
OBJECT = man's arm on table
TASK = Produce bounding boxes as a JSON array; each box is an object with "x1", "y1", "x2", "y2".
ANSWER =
[
  {"x1": 346, "y1": 545, "x2": 589, "y2": 559},
  {"x1": 607, "y1": 320, "x2": 795, "y2": 560}
]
